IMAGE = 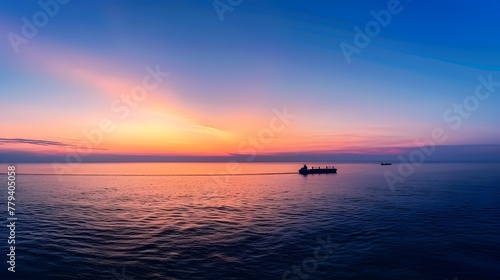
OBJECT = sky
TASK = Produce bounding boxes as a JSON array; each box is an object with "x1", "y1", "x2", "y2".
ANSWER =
[{"x1": 1, "y1": 0, "x2": 499, "y2": 162}]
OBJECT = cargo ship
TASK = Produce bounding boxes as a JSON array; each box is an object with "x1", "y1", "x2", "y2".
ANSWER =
[{"x1": 298, "y1": 164, "x2": 337, "y2": 175}]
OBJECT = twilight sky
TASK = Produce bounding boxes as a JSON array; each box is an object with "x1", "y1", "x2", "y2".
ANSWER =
[{"x1": 1, "y1": 0, "x2": 499, "y2": 162}]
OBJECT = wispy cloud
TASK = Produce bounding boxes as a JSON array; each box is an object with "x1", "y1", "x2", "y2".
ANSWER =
[
  {"x1": 0, "y1": 138, "x2": 73, "y2": 147},
  {"x1": 152, "y1": 111, "x2": 233, "y2": 139}
]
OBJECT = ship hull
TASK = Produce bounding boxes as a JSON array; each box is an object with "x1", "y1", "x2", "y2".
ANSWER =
[{"x1": 299, "y1": 168, "x2": 337, "y2": 175}]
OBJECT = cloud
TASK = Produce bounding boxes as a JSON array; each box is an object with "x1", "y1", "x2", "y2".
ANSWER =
[
  {"x1": 0, "y1": 144, "x2": 499, "y2": 163},
  {"x1": 0, "y1": 138, "x2": 73, "y2": 147},
  {"x1": 152, "y1": 111, "x2": 233, "y2": 138}
]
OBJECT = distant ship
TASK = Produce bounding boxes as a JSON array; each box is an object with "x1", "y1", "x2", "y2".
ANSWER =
[
  {"x1": 381, "y1": 163, "x2": 392, "y2": 166},
  {"x1": 298, "y1": 164, "x2": 337, "y2": 175}
]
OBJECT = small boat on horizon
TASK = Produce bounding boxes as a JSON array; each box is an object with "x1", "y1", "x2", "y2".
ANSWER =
[
  {"x1": 381, "y1": 163, "x2": 392, "y2": 166},
  {"x1": 298, "y1": 164, "x2": 337, "y2": 175}
]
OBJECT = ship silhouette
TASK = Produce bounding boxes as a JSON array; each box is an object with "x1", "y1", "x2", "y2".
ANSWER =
[{"x1": 298, "y1": 164, "x2": 337, "y2": 175}]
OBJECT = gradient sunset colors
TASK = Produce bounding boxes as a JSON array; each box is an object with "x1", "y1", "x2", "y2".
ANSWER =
[{"x1": 1, "y1": 0, "x2": 500, "y2": 162}]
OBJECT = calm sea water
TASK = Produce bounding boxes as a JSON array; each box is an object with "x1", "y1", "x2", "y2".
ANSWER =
[{"x1": 0, "y1": 162, "x2": 499, "y2": 280}]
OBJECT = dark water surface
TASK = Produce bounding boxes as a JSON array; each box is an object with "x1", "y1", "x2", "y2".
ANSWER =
[{"x1": 1, "y1": 163, "x2": 499, "y2": 280}]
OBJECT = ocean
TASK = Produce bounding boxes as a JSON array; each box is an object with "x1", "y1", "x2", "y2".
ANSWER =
[{"x1": 1, "y1": 162, "x2": 499, "y2": 280}]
